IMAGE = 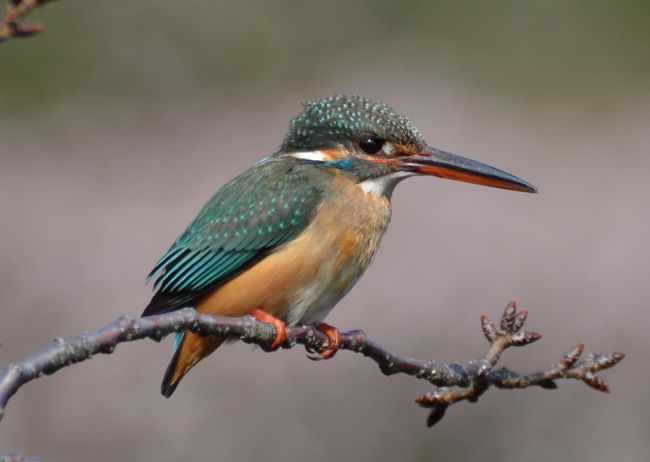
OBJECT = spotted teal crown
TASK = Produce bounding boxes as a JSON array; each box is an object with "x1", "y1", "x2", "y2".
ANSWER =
[{"x1": 280, "y1": 95, "x2": 427, "y2": 152}]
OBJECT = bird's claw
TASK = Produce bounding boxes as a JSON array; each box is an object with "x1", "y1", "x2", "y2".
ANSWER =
[
  {"x1": 249, "y1": 309, "x2": 288, "y2": 351},
  {"x1": 306, "y1": 323, "x2": 341, "y2": 361}
]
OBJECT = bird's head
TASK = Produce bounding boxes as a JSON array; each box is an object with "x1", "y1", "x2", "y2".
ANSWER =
[{"x1": 278, "y1": 95, "x2": 537, "y2": 196}]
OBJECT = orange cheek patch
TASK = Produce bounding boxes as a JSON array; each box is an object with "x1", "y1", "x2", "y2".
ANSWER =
[
  {"x1": 321, "y1": 148, "x2": 349, "y2": 161},
  {"x1": 393, "y1": 143, "x2": 420, "y2": 156}
]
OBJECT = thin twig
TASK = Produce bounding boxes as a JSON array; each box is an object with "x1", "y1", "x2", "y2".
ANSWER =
[
  {"x1": 0, "y1": 0, "x2": 56, "y2": 43},
  {"x1": 414, "y1": 300, "x2": 624, "y2": 426},
  {"x1": 0, "y1": 301, "x2": 624, "y2": 428}
]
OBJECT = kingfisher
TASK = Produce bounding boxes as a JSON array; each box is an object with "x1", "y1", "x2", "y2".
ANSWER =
[{"x1": 143, "y1": 95, "x2": 537, "y2": 397}]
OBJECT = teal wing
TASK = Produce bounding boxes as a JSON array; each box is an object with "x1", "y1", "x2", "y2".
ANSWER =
[{"x1": 143, "y1": 158, "x2": 321, "y2": 316}]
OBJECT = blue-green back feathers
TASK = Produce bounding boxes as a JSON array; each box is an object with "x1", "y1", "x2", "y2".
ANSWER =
[{"x1": 143, "y1": 158, "x2": 321, "y2": 315}]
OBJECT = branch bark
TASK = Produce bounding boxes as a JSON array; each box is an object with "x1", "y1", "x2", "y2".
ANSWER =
[{"x1": 0, "y1": 300, "x2": 624, "y2": 428}]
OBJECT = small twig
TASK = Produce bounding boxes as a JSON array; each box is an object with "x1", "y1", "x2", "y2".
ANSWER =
[
  {"x1": 0, "y1": 0, "x2": 56, "y2": 43},
  {"x1": 415, "y1": 300, "x2": 624, "y2": 426},
  {"x1": 0, "y1": 301, "x2": 624, "y2": 429}
]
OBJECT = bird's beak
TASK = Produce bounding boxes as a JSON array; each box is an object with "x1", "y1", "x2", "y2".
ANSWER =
[{"x1": 400, "y1": 146, "x2": 538, "y2": 193}]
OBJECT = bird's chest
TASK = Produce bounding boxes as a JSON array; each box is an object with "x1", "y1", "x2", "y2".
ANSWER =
[{"x1": 286, "y1": 182, "x2": 392, "y2": 325}]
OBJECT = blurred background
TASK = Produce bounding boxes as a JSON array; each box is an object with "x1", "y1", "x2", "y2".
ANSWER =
[{"x1": 1, "y1": 1, "x2": 648, "y2": 461}]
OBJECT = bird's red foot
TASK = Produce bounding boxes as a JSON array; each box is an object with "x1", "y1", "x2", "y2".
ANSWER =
[
  {"x1": 310, "y1": 323, "x2": 341, "y2": 360},
  {"x1": 249, "y1": 309, "x2": 288, "y2": 350}
]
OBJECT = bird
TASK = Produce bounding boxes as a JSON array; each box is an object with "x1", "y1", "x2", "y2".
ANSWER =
[{"x1": 143, "y1": 94, "x2": 537, "y2": 398}]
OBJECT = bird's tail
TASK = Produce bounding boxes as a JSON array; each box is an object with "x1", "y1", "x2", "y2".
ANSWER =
[{"x1": 161, "y1": 331, "x2": 226, "y2": 398}]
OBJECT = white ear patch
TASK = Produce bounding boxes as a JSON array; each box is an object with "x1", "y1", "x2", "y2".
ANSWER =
[
  {"x1": 382, "y1": 141, "x2": 396, "y2": 156},
  {"x1": 289, "y1": 150, "x2": 329, "y2": 162},
  {"x1": 358, "y1": 171, "x2": 413, "y2": 197}
]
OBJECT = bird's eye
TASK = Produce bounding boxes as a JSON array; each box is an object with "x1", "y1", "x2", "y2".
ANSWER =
[{"x1": 358, "y1": 137, "x2": 383, "y2": 155}]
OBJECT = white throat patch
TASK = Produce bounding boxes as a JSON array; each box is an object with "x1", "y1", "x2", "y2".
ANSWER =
[{"x1": 358, "y1": 171, "x2": 413, "y2": 198}]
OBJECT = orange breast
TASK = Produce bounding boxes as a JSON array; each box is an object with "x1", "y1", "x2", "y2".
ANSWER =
[{"x1": 195, "y1": 173, "x2": 392, "y2": 324}]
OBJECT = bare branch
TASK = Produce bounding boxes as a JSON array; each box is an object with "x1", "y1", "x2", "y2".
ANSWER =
[
  {"x1": 0, "y1": 453, "x2": 41, "y2": 462},
  {"x1": 0, "y1": 0, "x2": 57, "y2": 43},
  {"x1": 0, "y1": 301, "x2": 624, "y2": 428}
]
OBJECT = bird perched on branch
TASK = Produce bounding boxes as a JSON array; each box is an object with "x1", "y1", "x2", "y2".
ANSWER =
[{"x1": 143, "y1": 95, "x2": 537, "y2": 397}]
